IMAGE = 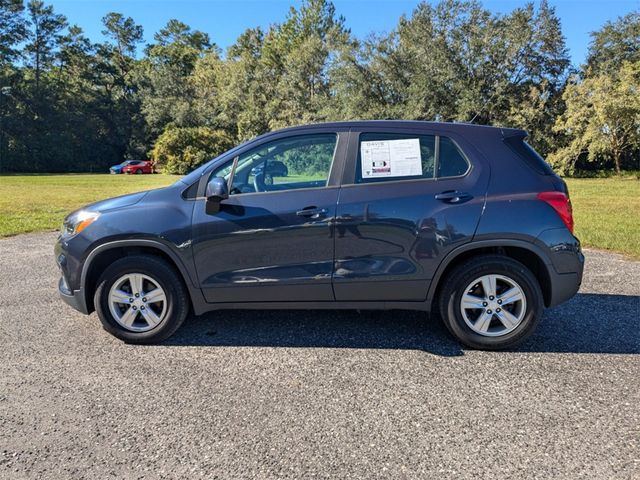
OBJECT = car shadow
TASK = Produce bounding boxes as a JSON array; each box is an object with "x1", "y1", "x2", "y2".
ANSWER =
[
  {"x1": 164, "y1": 293, "x2": 640, "y2": 356},
  {"x1": 167, "y1": 308, "x2": 465, "y2": 356},
  {"x1": 520, "y1": 293, "x2": 640, "y2": 354}
]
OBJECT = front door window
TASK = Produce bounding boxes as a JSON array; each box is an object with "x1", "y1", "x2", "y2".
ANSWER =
[{"x1": 211, "y1": 133, "x2": 337, "y2": 195}]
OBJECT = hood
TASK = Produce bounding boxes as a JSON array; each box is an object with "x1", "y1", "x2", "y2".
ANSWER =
[{"x1": 84, "y1": 190, "x2": 149, "y2": 213}]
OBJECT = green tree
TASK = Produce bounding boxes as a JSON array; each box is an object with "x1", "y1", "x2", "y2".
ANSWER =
[
  {"x1": 261, "y1": 0, "x2": 351, "y2": 128},
  {"x1": 94, "y1": 12, "x2": 144, "y2": 160},
  {"x1": 585, "y1": 11, "x2": 640, "y2": 76},
  {"x1": 550, "y1": 61, "x2": 640, "y2": 175},
  {"x1": 195, "y1": 26, "x2": 275, "y2": 142},
  {"x1": 140, "y1": 19, "x2": 214, "y2": 138},
  {"x1": 150, "y1": 125, "x2": 233, "y2": 174},
  {"x1": 329, "y1": 32, "x2": 410, "y2": 120},
  {"x1": 0, "y1": 0, "x2": 27, "y2": 172},
  {"x1": 53, "y1": 25, "x2": 123, "y2": 171},
  {"x1": 189, "y1": 49, "x2": 227, "y2": 130},
  {"x1": 549, "y1": 10, "x2": 640, "y2": 175},
  {"x1": 329, "y1": 0, "x2": 569, "y2": 156},
  {"x1": 24, "y1": 0, "x2": 66, "y2": 91},
  {"x1": 0, "y1": 0, "x2": 636, "y2": 176},
  {"x1": 7, "y1": 0, "x2": 68, "y2": 171},
  {"x1": 0, "y1": 0, "x2": 27, "y2": 68}
]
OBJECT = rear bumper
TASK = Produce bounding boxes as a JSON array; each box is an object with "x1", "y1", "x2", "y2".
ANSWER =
[
  {"x1": 535, "y1": 228, "x2": 584, "y2": 307},
  {"x1": 58, "y1": 277, "x2": 89, "y2": 315},
  {"x1": 547, "y1": 270, "x2": 582, "y2": 307},
  {"x1": 546, "y1": 250, "x2": 584, "y2": 308}
]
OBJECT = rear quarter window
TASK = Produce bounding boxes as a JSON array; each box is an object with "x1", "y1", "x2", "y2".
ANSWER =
[
  {"x1": 438, "y1": 137, "x2": 470, "y2": 177},
  {"x1": 504, "y1": 137, "x2": 554, "y2": 175}
]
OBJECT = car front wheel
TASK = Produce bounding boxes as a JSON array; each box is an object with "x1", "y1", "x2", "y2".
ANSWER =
[
  {"x1": 438, "y1": 255, "x2": 543, "y2": 350},
  {"x1": 94, "y1": 255, "x2": 189, "y2": 344}
]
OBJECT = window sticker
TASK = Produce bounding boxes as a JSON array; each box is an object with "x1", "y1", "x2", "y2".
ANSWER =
[{"x1": 360, "y1": 138, "x2": 422, "y2": 178}]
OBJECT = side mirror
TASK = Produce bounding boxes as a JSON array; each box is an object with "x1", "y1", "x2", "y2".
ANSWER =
[
  {"x1": 205, "y1": 177, "x2": 229, "y2": 214},
  {"x1": 206, "y1": 177, "x2": 229, "y2": 202}
]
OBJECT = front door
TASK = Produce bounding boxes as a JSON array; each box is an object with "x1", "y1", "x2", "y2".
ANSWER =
[
  {"x1": 333, "y1": 128, "x2": 490, "y2": 301},
  {"x1": 192, "y1": 132, "x2": 341, "y2": 303}
]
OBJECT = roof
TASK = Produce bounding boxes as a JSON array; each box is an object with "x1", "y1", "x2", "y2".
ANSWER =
[{"x1": 273, "y1": 120, "x2": 527, "y2": 138}]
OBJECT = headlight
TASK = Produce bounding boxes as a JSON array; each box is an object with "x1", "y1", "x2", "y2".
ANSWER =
[{"x1": 62, "y1": 210, "x2": 100, "y2": 236}]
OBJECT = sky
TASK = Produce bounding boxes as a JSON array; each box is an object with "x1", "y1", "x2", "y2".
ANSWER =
[{"x1": 47, "y1": 0, "x2": 639, "y2": 67}]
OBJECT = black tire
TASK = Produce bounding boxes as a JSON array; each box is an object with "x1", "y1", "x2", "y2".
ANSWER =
[
  {"x1": 135, "y1": 169, "x2": 143, "y2": 174},
  {"x1": 438, "y1": 255, "x2": 543, "y2": 350},
  {"x1": 94, "y1": 255, "x2": 189, "y2": 344}
]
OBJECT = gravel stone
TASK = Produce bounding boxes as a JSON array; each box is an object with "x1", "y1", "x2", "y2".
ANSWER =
[{"x1": 0, "y1": 232, "x2": 638, "y2": 479}]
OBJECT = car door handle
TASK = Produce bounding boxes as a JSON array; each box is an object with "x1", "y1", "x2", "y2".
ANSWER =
[
  {"x1": 296, "y1": 207, "x2": 328, "y2": 219},
  {"x1": 435, "y1": 190, "x2": 472, "y2": 203}
]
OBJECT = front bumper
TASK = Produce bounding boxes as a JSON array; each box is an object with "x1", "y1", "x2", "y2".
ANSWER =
[
  {"x1": 58, "y1": 277, "x2": 89, "y2": 314},
  {"x1": 56, "y1": 236, "x2": 90, "y2": 315}
]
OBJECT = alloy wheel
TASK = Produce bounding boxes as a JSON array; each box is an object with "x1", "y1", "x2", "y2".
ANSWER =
[
  {"x1": 108, "y1": 273, "x2": 167, "y2": 332},
  {"x1": 460, "y1": 274, "x2": 527, "y2": 337}
]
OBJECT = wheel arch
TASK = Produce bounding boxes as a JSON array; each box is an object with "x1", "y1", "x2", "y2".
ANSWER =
[
  {"x1": 428, "y1": 240, "x2": 554, "y2": 310},
  {"x1": 80, "y1": 240, "x2": 206, "y2": 314}
]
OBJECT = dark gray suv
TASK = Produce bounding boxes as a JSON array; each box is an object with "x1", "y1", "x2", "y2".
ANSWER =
[{"x1": 55, "y1": 121, "x2": 583, "y2": 349}]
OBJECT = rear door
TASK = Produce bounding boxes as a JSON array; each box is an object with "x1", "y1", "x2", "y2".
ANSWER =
[{"x1": 333, "y1": 126, "x2": 490, "y2": 301}]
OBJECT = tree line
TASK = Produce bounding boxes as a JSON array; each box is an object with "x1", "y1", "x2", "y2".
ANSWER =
[{"x1": 0, "y1": 0, "x2": 638, "y2": 175}]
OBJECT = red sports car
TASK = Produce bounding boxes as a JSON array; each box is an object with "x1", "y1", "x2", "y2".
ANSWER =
[{"x1": 122, "y1": 160, "x2": 154, "y2": 174}]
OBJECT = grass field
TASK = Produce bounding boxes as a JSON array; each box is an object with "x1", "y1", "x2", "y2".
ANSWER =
[
  {"x1": 0, "y1": 174, "x2": 638, "y2": 258},
  {"x1": 565, "y1": 178, "x2": 639, "y2": 258},
  {"x1": 0, "y1": 174, "x2": 179, "y2": 237}
]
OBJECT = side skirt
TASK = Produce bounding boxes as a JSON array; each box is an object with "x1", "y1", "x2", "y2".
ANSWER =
[{"x1": 192, "y1": 300, "x2": 431, "y2": 315}]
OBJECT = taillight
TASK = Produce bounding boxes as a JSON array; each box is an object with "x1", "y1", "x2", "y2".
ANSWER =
[{"x1": 537, "y1": 191, "x2": 574, "y2": 233}]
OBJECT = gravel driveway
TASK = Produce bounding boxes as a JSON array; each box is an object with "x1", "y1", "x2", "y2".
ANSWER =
[{"x1": 1, "y1": 232, "x2": 638, "y2": 479}]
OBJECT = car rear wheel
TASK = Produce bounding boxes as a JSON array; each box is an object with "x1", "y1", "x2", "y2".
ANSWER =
[
  {"x1": 94, "y1": 255, "x2": 189, "y2": 344},
  {"x1": 438, "y1": 255, "x2": 543, "y2": 350},
  {"x1": 135, "y1": 169, "x2": 143, "y2": 174}
]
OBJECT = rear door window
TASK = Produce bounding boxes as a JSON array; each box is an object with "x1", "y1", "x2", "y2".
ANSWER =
[
  {"x1": 356, "y1": 133, "x2": 436, "y2": 184},
  {"x1": 355, "y1": 133, "x2": 469, "y2": 183}
]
